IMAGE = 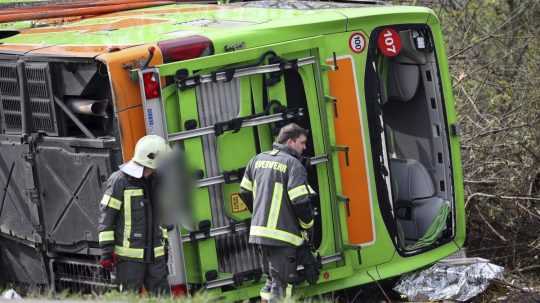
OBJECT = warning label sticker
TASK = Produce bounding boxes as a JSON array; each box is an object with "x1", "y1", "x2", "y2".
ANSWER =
[{"x1": 231, "y1": 193, "x2": 248, "y2": 213}]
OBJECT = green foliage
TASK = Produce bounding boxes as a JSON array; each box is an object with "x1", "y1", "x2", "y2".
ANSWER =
[{"x1": 436, "y1": 0, "x2": 540, "y2": 275}]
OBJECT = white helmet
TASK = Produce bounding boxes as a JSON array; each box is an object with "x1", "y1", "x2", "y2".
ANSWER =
[
  {"x1": 132, "y1": 135, "x2": 171, "y2": 169},
  {"x1": 120, "y1": 135, "x2": 171, "y2": 178}
]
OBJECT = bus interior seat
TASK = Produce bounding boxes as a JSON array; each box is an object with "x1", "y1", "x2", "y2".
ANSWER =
[
  {"x1": 389, "y1": 158, "x2": 446, "y2": 241},
  {"x1": 382, "y1": 29, "x2": 447, "y2": 245},
  {"x1": 387, "y1": 61, "x2": 420, "y2": 103},
  {"x1": 380, "y1": 29, "x2": 426, "y2": 105},
  {"x1": 381, "y1": 54, "x2": 421, "y2": 155}
]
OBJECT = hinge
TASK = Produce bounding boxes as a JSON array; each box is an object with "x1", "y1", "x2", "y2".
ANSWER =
[
  {"x1": 23, "y1": 152, "x2": 34, "y2": 162},
  {"x1": 320, "y1": 52, "x2": 339, "y2": 72},
  {"x1": 223, "y1": 168, "x2": 246, "y2": 184},
  {"x1": 325, "y1": 95, "x2": 338, "y2": 117},
  {"x1": 27, "y1": 188, "x2": 40, "y2": 202},
  {"x1": 332, "y1": 145, "x2": 350, "y2": 166},
  {"x1": 336, "y1": 194, "x2": 349, "y2": 203},
  {"x1": 336, "y1": 194, "x2": 351, "y2": 217},
  {"x1": 320, "y1": 64, "x2": 334, "y2": 72},
  {"x1": 451, "y1": 123, "x2": 461, "y2": 137}
]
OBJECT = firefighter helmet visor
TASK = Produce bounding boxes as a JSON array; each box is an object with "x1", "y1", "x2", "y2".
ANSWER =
[{"x1": 119, "y1": 160, "x2": 145, "y2": 179}]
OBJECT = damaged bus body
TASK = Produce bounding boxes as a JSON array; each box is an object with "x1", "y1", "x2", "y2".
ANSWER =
[{"x1": 0, "y1": 1, "x2": 465, "y2": 300}]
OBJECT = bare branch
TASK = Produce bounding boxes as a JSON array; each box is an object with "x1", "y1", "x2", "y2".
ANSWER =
[{"x1": 474, "y1": 204, "x2": 508, "y2": 242}]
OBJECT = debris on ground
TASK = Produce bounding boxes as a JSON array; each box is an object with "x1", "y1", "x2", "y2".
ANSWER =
[
  {"x1": 498, "y1": 290, "x2": 540, "y2": 303},
  {"x1": 394, "y1": 257, "x2": 504, "y2": 302},
  {"x1": 1, "y1": 288, "x2": 22, "y2": 299}
]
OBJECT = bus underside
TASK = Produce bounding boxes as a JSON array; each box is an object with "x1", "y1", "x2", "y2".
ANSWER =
[{"x1": 0, "y1": 55, "x2": 120, "y2": 290}]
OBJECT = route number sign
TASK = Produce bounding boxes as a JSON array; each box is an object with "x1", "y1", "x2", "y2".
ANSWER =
[{"x1": 377, "y1": 28, "x2": 401, "y2": 57}]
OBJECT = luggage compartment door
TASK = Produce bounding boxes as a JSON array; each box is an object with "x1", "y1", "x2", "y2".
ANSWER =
[
  {"x1": 0, "y1": 137, "x2": 42, "y2": 243},
  {"x1": 152, "y1": 36, "x2": 342, "y2": 287},
  {"x1": 34, "y1": 138, "x2": 116, "y2": 250}
]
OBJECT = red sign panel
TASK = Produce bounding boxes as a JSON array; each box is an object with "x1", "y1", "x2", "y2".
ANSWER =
[{"x1": 377, "y1": 28, "x2": 401, "y2": 57}]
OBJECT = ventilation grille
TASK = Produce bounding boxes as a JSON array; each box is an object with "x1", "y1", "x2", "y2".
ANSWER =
[
  {"x1": 26, "y1": 62, "x2": 58, "y2": 135},
  {"x1": 0, "y1": 60, "x2": 58, "y2": 135},
  {"x1": 51, "y1": 259, "x2": 116, "y2": 293},
  {"x1": 0, "y1": 62, "x2": 23, "y2": 133}
]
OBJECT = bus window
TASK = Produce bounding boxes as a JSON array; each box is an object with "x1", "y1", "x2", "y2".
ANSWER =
[{"x1": 365, "y1": 25, "x2": 455, "y2": 253}]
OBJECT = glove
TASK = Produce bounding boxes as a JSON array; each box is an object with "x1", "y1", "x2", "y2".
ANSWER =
[
  {"x1": 100, "y1": 253, "x2": 117, "y2": 271},
  {"x1": 303, "y1": 255, "x2": 321, "y2": 285},
  {"x1": 296, "y1": 244, "x2": 321, "y2": 285}
]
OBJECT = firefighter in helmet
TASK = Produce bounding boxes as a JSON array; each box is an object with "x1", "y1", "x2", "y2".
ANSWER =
[
  {"x1": 240, "y1": 123, "x2": 317, "y2": 302},
  {"x1": 98, "y1": 135, "x2": 171, "y2": 294}
]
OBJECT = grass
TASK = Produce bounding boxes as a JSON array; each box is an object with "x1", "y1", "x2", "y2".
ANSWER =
[
  {"x1": 96, "y1": 292, "x2": 332, "y2": 303},
  {"x1": 0, "y1": 286, "x2": 336, "y2": 302}
]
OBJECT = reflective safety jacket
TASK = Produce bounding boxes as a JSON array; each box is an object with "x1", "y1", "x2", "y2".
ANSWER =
[
  {"x1": 241, "y1": 143, "x2": 316, "y2": 247},
  {"x1": 98, "y1": 171, "x2": 167, "y2": 261}
]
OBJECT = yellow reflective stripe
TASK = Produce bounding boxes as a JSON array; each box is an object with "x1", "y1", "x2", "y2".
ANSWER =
[
  {"x1": 108, "y1": 196, "x2": 122, "y2": 210},
  {"x1": 250, "y1": 226, "x2": 303, "y2": 246},
  {"x1": 307, "y1": 185, "x2": 316, "y2": 195},
  {"x1": 288, "y1": 185, "x2": 309, "y2": 201},
  {"x1": 99, "y1": 230, "x2": 114, "y2": 243},
  {"x1": 253, "y1": 180, "x2": 257, "y2": 200},
  {"x1": 123, "y1": 194, "x2": 131, "y2": 248},
  {"x1": 154, "y1": 246, "x2": 165, "y2": 257},
  {"x1": 123, "y1": 189, "x2": 143, "y2": 248},
  {"x1": 125, "y1": 189, "x2": 144, "y2": 196},
  {"x1": 114, "y1": 245, "x2": 144, "y2": 259},
  {"x1": 114, "y1": 245, "x2": 164, "y2": 259},
  {"x1": 100, "y1": 195, "x2": 122, "y2": 210},
  {"x1": 240, "y1": 176, "x2": 253, "y2": 191},
  {"x1": 267, "y1": 182, "x2": 283, "y2": 229},
  {"x1": 299, "y1": 219, "x2": 314, "y2": 229},
  {"x1": 161, "y1": 227, "x2": 169, "y2": 239},
  {"x1": 161, "y1": 227, "x2": 168, "y2": 239},
  {"x1": 286, "y1": 284, "x2": 293, "y2": 298}
]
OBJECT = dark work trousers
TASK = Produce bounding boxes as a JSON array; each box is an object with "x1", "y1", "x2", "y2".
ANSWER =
[
  {"x1": 258, "y1": 245, "x2": 298, "y2": 302},
  {"x1": 116, "y1": 257, "x2": 169, "y2": 295}
]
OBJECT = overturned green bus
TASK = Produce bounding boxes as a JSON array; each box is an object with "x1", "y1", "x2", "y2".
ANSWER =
[{"x1": 0, "y1": 1, "x2": 464, "y2": 300}]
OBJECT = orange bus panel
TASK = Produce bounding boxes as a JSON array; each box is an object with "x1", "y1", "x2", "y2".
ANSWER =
[
  {"x1": 97, "y1": 44, "x2": 163, "y2": 160},
  {"x1": 327, "y1": 56, "x2": 375, "y2": 246}
]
